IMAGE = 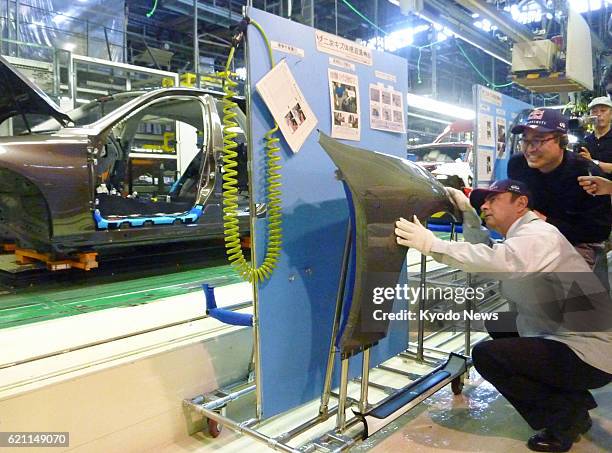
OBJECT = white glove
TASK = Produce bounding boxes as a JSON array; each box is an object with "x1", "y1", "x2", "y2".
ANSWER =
[
  {"x1": 445, "y1": 187, "x2": 481, "y2": 227},
  {"x1": 446, "y1": 187, "x2": 471, "y2": 211},
  {"x1": 395, "y1": 215, "x2": 435, "y2": 255}
]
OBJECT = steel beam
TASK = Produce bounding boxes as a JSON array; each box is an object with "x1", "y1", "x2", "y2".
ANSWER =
[
  {"x1": 454, "y1": 0, "x2": 534, "y2": 43},
  {"x1": 164, "y1": 0, "x2": 242, "y2": 28}
]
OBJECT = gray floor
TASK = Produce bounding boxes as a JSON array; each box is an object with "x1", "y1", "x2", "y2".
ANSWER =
[{"x1": 354, "y1": 368, "x2": 612, "y2": 452}]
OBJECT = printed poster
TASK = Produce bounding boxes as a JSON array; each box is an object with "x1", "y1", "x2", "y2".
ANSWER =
[
  {"x1": 477, "y1": 147, "x2": 494, "y2": 181},
  {"x1": 478, "y1": 113, "x2": 495, "y2": 147},
  {"x1": 369, "y1": 83, "x2": 405, "y2": 133},
  {"x1": 329, "y1": 68, "x2": 360, "y2": 141},
  {"x1": 496, "y1": 117, "x2": 507, "y2": 158},
  {"x1": 256, "y1": 60, "x2": 317, "y2": 153}
]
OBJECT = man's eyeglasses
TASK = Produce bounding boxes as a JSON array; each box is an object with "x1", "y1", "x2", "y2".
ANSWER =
[{"x1": 519, "y1": 136, "x2": 557, "y2": 149}]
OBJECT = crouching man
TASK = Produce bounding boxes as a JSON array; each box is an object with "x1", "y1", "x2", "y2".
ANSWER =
[{"x1": 395, "y1": 179, "x2": 612, "y2": 452}]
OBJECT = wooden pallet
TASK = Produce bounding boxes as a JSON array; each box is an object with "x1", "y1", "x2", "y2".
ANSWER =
[
  {"x1": 1, "y1": 243, "x2": 16, "y2": 253},
  {"x1": 15, "y1": 249, "x2": 99, "y2": 271},
  {"x1": 240, "y1": 236, "x2": 251, "y2": 249}
]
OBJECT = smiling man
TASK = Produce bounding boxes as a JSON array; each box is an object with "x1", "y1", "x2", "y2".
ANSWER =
[
  {"x1": 507, "y1": 108, "x2": 611, "y2": 290},
  {"x1": 394, "y1": 182, "x2": 612, "y2": 452}
]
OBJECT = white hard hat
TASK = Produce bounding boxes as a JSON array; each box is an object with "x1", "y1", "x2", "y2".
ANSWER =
[{"x1": 588, "y1": 96, "x2": 612, "y2": 109}]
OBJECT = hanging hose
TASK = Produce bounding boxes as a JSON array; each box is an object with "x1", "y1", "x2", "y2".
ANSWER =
[{"x1": 217, "y1": 18, "x2": 282, "y2": 283}]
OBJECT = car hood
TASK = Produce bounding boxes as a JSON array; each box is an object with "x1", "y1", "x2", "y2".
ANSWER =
[{"x1": 0, "y1": 55, "x2": 72, "y2": 127}]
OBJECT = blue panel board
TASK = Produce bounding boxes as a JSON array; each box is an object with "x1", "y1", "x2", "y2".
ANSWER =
[
  {"x1": 246, "y1": 7, "x2": 409, "y2": 418},
  {"x1": 473, "y1": 85, "x2": 532, "y2": 186}
]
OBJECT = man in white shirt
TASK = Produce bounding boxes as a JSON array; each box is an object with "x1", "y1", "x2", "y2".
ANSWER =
[{"x1": 395, "y1": 179, "x2": 612, "y2": 452}]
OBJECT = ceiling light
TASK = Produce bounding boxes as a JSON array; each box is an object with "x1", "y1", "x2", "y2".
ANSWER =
[{"x1": 406, "y1": 94, "x2": 475, "y2": 120}]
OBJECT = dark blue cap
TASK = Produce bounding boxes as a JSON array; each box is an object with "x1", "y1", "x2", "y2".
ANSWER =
[
  {"x1": 511, "y1": 108, "x2": 568, "y2": 134},
  {"x1": 470, "y1": 179, "x2": 532, "y2": 210}
]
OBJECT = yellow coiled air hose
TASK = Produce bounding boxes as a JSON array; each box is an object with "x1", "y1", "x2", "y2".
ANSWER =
[{"x1": 217, "y1": 18, "x2": 282, "y2": 283}]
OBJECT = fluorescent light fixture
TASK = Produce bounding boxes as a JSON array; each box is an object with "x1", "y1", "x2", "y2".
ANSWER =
[
  {"x1": 407, "y1": 112, "x2": 452, "y2": 125},
  {"x1": 474, "y1": 20, "x2": 494, "y2": 32},
  {"x1": 366, "y1": 24, "x2": 429, "y2": 52},
  {"x1": 406, "y1": 93, "x2": 475, "y2": 120},
  {"x1": 52, "y1": 13, "x2": 67, "y2": 25},
  {"x1": 544, "y1": 104, "x2": 573, "y2": 110},
  {"x1": 568, "y1": 0, "x2": 609, "y2": 13},
  {"x1": 509, "y1": 3, "x2": 542, "y2": 24},
  {"x1": 235, "y1": 67, "x2": 247, "y2": 80}
]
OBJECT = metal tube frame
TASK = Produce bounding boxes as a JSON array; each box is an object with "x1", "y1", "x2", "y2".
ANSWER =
[
  {"x1": 335, "y1": 356, "x2": 350, "y2": 431},
  {"x1": 194, "y1": 0, "x2": 200, "y2": 88},
  {"x1": 243, "y1": 4, "x2": 263, "y2": 421},
  {"x1": 184, "y1": 400, "x2": 300, "y2": 453},
  {"x1": 416, "y1": 253, "x2": 427, "y2": 361},
  {"x1": 200, "y1": 384, "x2": 256, "y2": 411},
  {"x1": 319, "y1": 221, "x2": 352, "y2": 417},
  {"x1": 359, "y1": 348, "x2": 370, "y2": 413}
]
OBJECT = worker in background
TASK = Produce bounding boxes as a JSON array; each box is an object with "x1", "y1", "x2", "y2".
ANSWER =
[
  {"x1": 578, "y1": 175, "x2": 612, "y2": 195},
  {"x1": 394, "y1": 181, "x2": 612, "y2": 453},
  {"x1": 507, "y1": 108, "x2": 611, "y2": 291},
  {"x1": 579, "y1": 96, "x2": 612, "y2": 175}
]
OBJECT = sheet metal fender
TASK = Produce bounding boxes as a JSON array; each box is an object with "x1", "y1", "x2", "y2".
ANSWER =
[{"x1": 318, "y1": 132, "x2": 461, "y2": 354}]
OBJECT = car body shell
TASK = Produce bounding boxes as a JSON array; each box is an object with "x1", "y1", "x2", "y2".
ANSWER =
[
  {"x1": 408, "y1": 142, "x2": 473, "y2": 190},
  {"x1": 0, "y1": 56, "x2": 248, "y2": 255}
]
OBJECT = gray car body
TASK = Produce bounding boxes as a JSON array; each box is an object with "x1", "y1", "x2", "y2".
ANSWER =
[{"x1": 0, "y1": 55, "x2": 247, "y2": 255}]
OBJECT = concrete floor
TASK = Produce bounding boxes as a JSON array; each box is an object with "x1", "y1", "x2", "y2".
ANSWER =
[
  {"x1": 355, "y1": 368, "x2": 612, "y2": 453},
  {"x1": 161, "y1": 364, "x2": 611, "y2": 452}
]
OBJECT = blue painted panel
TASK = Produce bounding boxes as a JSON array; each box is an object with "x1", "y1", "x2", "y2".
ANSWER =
[
  {"x1": 473, "y1": 85, "x2": 531, "y2": 185},
  {"x1": 246, "y1": 7, "x2": 409, "y2": 418}
]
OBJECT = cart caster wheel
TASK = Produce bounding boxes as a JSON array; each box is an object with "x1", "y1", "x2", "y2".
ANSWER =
[
  {"x1": 451, "y1": 377, "x2": 464, "y2": 395},
  {"x1": 207, "y1": 418, "x2": 222, "y2": 438}
]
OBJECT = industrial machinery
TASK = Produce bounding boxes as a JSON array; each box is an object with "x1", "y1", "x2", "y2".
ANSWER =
[{"x1": 511, "y1": 8, "x2": 594, "y2": 93}]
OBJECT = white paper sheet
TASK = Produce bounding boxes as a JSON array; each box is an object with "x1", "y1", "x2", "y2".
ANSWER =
[
  {"x1": 256, "y1": 60, "x2": 317, "y2": 153},
  {"x1": 369, "y1": 83, "x2": 405, "y2": 133},
  {"x1": 496, "y1": 117, "x2": 507, "y2": 158},
  {"x1": 477, "y1": 147, "x2": 494, "y2": 181},
  {"x1": 271, "y1": 40, "x2": 305, "y2": 58},
  {"x1": 329, "y1": 68, "x2": 361, "y2": 141},
  {"x1": 478, "y1": 113, "x2": 495, "y2": 147},
  {"x1": 315, "y1": 30, "x2": 373, "y2": 66}
]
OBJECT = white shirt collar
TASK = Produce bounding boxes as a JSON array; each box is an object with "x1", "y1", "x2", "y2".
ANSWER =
[{"x1": 506, "y1": 211, "x2": 540, "y2": 238}]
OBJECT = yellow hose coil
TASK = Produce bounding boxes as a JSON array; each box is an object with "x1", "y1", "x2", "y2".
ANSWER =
[{"x1": 218, "y1": 20, "x2": 282, "y2": 283}]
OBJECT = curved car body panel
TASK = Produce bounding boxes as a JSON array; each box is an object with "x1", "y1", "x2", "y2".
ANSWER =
[{"x1": 319, "y1": 132, "x2": 459, "y2": 353}]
